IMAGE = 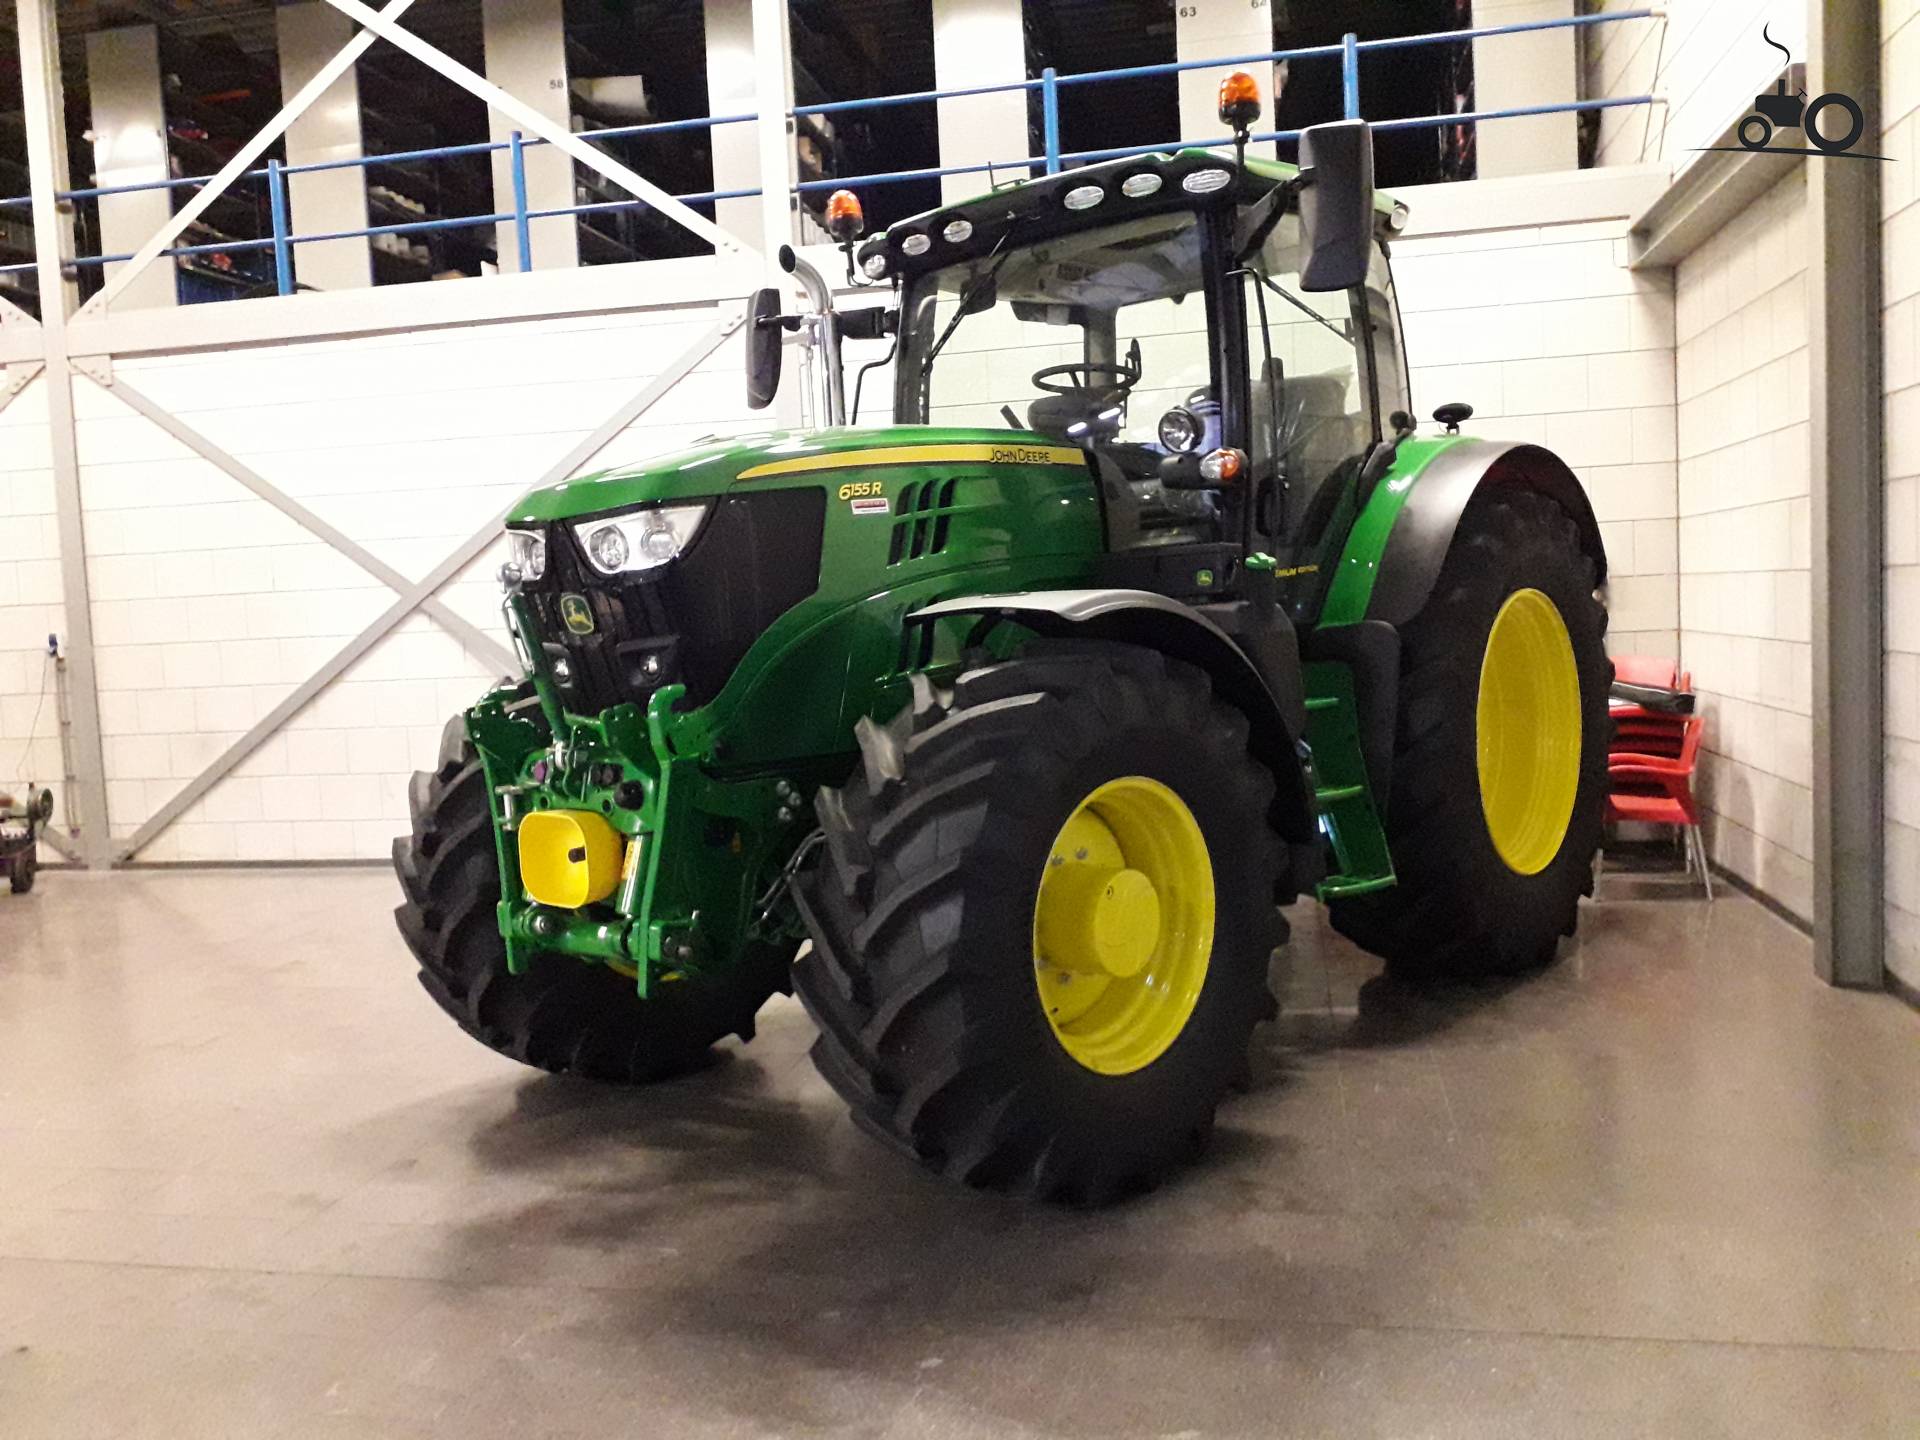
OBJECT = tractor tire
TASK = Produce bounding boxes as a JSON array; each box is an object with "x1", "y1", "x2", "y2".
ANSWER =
[
  {"x1": 9, "y1": 849, "x2": 34, "y2": 894},
  {"x1": 393, "y1": 715, "x2": 794, "y2": 1084},
  {"x1": 791, "y1": 642, "x2": 1290, "y2": 1205},
  {"x1": 1329, "y1": 488, "x2": 1610, "y2": 979}
]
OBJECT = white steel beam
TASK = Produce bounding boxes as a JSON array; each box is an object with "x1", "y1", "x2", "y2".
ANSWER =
[
  {"x1": 17, "y1": 0, "x2": 112, "y2": 868},
  {"x1": 750, "y1": 0, "x2": 798, "y2": 267},
  {"x1": 80, "y1": 0, "x2": 420, "y2": 319},
  {"x1": 319, "y1": 0, "x2": 752, "y2": 263},
  {"x1": 116, "y1": 314, "x2": 740, "y2": 862},
  {"x1": 93, "y1": 372, "x2": 515, "y2": 674}
]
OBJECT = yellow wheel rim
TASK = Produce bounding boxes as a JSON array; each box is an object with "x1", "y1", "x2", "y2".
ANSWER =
[
  {"x1": 1031, "y1": 776, "x2": 1215, "y2": 1075},
  {"x1": 1476, "y1": 587, "x2": 1582, "y2": 875}
]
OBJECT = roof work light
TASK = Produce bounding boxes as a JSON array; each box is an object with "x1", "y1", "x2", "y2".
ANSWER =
[{"x1": 1218, "y1": 71, "x2": 1262, "y2": 131}]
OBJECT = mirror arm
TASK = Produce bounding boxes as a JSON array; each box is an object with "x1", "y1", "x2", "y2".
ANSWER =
[
  {"x1": 1234, "y1": 171, "x2": 1310, "y2": 262},
  {"x1": 781, "y1": 245, "x2": 847, "y2": 426}
]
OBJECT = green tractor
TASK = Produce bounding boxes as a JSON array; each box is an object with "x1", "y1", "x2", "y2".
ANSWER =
[{"x1": 395, "y1": 95, "x2": 1610, "y2": 1203}]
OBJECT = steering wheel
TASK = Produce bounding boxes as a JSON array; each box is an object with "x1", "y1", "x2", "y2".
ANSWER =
[{"x1": 1030, "y1": 361, "x2": 1139, "y2": 397}]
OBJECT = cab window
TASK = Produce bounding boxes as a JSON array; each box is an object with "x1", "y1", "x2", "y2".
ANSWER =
[{"x1": 1239, "y1": 213, "x2": 1377, "y2": 554}]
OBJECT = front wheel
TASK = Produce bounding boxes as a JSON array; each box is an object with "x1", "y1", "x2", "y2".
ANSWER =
[
  {"x1": 393, "y1": 715, "x2": 795, "y2": 1083},
  {"x1": 1329, "y1": 489, "x2": 1610, "y2": 979},
  {"x1": 792, "y1": 643, "x2": 1291, "y2": 1205},
  {"x1": 9, "y1": 849, "x2": 34, "y2": 894}
]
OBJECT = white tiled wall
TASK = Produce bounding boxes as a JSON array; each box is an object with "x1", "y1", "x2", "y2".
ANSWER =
[
  {"x1": 1674, "y1": 168, "x2": 1813, "y2": 919},
  {"x1": 1884, "y1": 0, "x2": 1920, "y2": 993},
  {"x1": 1393, "y1": 218, "x2": 1680, "y2": 654},
  {"x1": 0, "y1": 378, "x2": 66, "y2": 845},
  {"x1": 65, "y1": 307, "x2": 767, "y2": 862},
  {"x1": 1584, "y1": 0, "x2": 1807, "y2": 169},
  {"x1": 0, "y1": 191, "x2": 1687, "y2": 868}
]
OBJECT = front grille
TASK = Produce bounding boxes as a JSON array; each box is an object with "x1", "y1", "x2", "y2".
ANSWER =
[{"x1": 527, "y1": 488, "x2": 826, "y2": 714}]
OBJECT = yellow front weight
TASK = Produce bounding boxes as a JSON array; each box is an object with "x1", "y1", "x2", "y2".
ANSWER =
[{"x1": 518, "y1": 809, "x2": 625, "y2": 909}]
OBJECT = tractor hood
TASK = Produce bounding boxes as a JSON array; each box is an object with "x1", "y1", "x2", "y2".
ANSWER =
[{"x1": 507, "y1": 425, "x2": 1081, "y2": 523}]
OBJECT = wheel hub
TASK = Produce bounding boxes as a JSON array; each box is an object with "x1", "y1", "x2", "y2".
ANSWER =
[
  {"x1": 1476, "y1": 587, "x2": 1582, "y2": 875},
  {"x1": 1037, "y1": 862, "x2": 1162, "y2": 978},
  {"x1": 1031, "y1": 776, "x2": 1215, "y2": 1075}
]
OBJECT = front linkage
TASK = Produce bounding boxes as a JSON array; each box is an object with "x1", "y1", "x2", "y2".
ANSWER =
[{"x1": 471, "y1": 587, "x2": 812, "y2": 997}]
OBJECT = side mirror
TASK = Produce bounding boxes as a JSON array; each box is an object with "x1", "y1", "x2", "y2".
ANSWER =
[
  {"x1": 745, "y1": 286, "x2": 783, "y2": 410},
  {"x1": 1297, "y1": 120, "x2": 1375, "y2": 293}
]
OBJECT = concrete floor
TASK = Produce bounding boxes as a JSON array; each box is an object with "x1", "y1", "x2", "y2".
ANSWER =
[{"x1": 0, "y1": 872, "x2": 1916, "y2": 1439}]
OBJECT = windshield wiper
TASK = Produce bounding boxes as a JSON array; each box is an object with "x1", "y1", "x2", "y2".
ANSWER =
[
  {"x1": 1249, "y1": 269, "x2": 1349, "y2": 344},
  {"x1": 919, "y1": 230, "x2": 1019, "y2": 383}
]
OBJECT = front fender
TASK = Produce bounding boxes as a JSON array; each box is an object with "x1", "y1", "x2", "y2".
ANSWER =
[
  {"x1": 1321, "y1": 438, "x2": 1608, "y2": 629},
  {"x1": 910, "y1": 588, "x2": 1316, "y2": 846}
]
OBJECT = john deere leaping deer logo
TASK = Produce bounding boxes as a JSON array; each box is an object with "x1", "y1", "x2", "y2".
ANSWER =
[{"x1": 1732, "y1": 26, "x2": 1871, "y2": 157}]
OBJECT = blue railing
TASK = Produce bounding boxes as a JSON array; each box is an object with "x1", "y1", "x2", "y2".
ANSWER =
[{"x1": 0, "y1": 9, "x2": 1660, "y2": 294}]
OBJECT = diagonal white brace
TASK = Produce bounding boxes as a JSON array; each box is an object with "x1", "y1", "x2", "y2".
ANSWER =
[
  {"x1": 0, "y1": 293, "x2": 38, "y2": 328},
  {"x1": 95, "y1": 373, "x2": 516, "y2": 676},
  {"x1": 318, "y1": 0, "x2": 751, "y2": 262},
  {"x1": 114, "y1": 313, "x2": 741, "y2": 862},
  {"x1": 0, "y1": 361, "x2": 46, "y2": 421},
  {"x1": 80, "y1": 0, "x2": 421, "y2": 319},
  {"x1": 36, "y1": 825, "x2": 78, "y2": 862}
]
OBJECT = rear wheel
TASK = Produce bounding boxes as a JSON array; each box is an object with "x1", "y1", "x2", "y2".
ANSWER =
[
  {"x1": 394, "y1": 716, "x2": 794, "y2": 1083},
  {"x1": 1329, "y1": 489, "x2": 1610, "y2": 978},
  {"x1": 9, "y1": 849, "x2": 34, "y2": 894},
  {"x1": 792, "y1": 643, "x2": 1290, "y2": 1204}
]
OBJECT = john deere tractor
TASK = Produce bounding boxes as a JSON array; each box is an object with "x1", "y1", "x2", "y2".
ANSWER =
[{"x1": 395, "y1": 88, "x2": 1610, "y2": 1203}]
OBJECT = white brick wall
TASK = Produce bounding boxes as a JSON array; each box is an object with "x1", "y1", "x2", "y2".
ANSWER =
[
  {"x1": 1885, "y1": 0, "x2": 1920, "y2": 993},
  {"x1": 62, "y1": 307, "x2": 771, "y2": 862},
  {"x1": 0, "y1": 207, "x2": 1680, "y2": 867},
  {"x1": 1393, "y1": 218, "x2": 1680, "y2": 654},
  {"x1": 1584, "y1": 0, "x2": 1808, "y2": 169},
  {"x1": 0, "y1": 376, "x2": 66, "y2": 857},
  {"x1": 1674, "y1": 167, "x2": 1813, "y2": 919}
]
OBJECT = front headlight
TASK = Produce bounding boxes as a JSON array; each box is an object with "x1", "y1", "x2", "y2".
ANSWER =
[
  {"x1": 574, "y1": 504, "x2": 709, "y2": 577},
  {"x1": 1157, "y1": 406, "x2": 1201, "y2": 453},
  {"x1": 506, "y1": 528, "x2": 547, "y2": 581}
]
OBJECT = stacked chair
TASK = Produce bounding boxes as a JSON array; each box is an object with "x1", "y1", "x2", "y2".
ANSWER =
[{"x1": 1603, "y1": 655, "x2": 1711, "y2": 899}]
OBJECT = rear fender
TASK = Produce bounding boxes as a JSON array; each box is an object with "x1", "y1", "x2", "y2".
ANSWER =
[
  {"x1": 910, "y1": 589, "x2": 1317, "y2": 847},
  {"x1": 1323, "y1": 439, "x2": 1608, "y2": 629}
]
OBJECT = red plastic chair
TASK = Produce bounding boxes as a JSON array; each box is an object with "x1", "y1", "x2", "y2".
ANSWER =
[
  {"x1": 1611, "y1": 653, "x2": 1679, "y2": 690},
  {"x1": 1605, "y1": 712, "x2": 1711, "y2": 899}
]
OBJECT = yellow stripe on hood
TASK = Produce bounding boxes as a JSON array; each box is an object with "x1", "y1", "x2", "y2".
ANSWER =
[{"x1": 737, "y1": 442, "x2": 1086, "y2": 480}]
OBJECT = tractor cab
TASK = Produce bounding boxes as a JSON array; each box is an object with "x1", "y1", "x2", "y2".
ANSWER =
[{"x1": 845, "y1": 123, "x2": 1412, "y2": 619}]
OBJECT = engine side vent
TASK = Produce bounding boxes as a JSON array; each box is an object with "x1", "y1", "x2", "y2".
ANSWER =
[{"x1": 887, "y1": 477, "x2": 965, "y2": 565}]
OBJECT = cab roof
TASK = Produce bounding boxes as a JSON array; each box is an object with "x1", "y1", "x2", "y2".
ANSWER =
[{"x1": 855, "y1": 147, "x2": 1406, "y2": 285}]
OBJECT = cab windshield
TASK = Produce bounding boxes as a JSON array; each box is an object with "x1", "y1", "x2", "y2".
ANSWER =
[
  {"x1": 896, "y1": 210, "x2": 1213, "y2": 447},
  {"x1": 893, "y1": 205, "x2": 1392, "y2": 556}
]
